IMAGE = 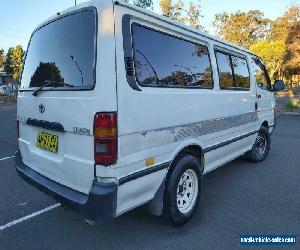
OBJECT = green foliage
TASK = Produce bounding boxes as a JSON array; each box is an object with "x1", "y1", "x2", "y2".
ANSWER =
[
  {"x1": 283, "y1": 65, "x2": 300, "y2": 82},
  {"x1": 30, "y1": 62, "x2": 64, "y2": 87},
  {"x1": 159, "y1": 0, "x2": 204, "y2": 30},
  {"x1": 11, "y1": 45, "x2": 25, "y2": 80},
  {"x1": 134, "y1": 0, "x2": 153, "y2": 8},
  {"x1": 269, "y1": 5, "x2": 300, "y2": 41},
  {"x1": 213, "y1": 5, "x2": 300, "y2": 83},
  {"x1": 0, "y1": 49, "x2": 4, "y2": 70},
  {"x1": 268, "y1": 5, "x2": 300, "y2": 81},
  {"x1": 285, "y1": 22, "x2": 300, "y2": 66},
  {"x1": 213, "y1": 10, "x2": 268, "y2": 49},
  {"x1": 124, "y1": 0, "x2": 153, "y2": 9},
  {"x1": 3, "y1": 46, "x2": 24, "y2": 80},
  {"x1": 250, "y1": 40, "x2": 287, "y2": 79},
  {"x1": 285, "y1": 98, "x2": 300, "y2": 110},
  {"x1": 283, "y1": 7, "x2": 300, "y2": 68},
  {"x1": 4, "y1": 47, "x2": 14, "y2": 74},
  {"x1": 160, "y1": 0, "x2": 183, "y2": 20},
  {"x1": 187, "y1": 1, "x2": 204, "y2": 30}
]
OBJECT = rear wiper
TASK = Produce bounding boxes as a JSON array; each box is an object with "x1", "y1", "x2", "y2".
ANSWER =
[
  {"x1": 32, "y1": 80, "x2": 74, "y2": 97},
  {"x1": 32, "y1": 80, "x2": 54, "y2": 97}
]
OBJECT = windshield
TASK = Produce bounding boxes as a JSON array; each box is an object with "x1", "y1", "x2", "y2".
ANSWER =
[{"x1": 20, "y1": 8, "x2": 96, "y2": 90}]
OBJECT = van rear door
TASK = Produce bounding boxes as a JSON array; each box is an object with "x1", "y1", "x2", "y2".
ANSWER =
[{"x1": 17, "y1": 8, "x2": 97, "y2": 194}]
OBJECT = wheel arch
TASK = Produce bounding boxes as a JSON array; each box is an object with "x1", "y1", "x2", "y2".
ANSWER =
[
  {"x1": 148, "y1": 141, "x2": 204, "y2": 217},
  {"x1": 167, "y1": 144, "x2": 204, "y2": 178},
  {"x1": 165, "y1": 141, "x2": 204, "y2": 196}
]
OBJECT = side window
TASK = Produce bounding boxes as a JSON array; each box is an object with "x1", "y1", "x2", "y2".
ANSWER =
[
  {"x1": 132, "y1": 24, "x2": 213, "y2": 88},
  {"x1": 216, "y1": 51, "x2": 250, "y2": 90},
  {"x1": 215, "y1": 52, "x2": 234, "y2": 88},
  {"x1": 231, "y1": 56, "x2": 250, "y2": 89},
  {"x1": 251, "y1": 58, "x2": 271, "y2": 90}
]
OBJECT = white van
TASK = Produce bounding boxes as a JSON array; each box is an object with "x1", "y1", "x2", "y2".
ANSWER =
[{"x1": 16, "y1": 0, "x2": 284, "y2": 225}]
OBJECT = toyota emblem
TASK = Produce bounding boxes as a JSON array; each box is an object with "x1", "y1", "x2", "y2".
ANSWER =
[{"x1": 39, "y1": 104, "x2": 45, "y2": 113}]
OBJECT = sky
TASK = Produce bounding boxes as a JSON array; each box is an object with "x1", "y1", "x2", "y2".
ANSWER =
[{"x1": 1, "y1": 0, "x2": 299, "y2": 52}]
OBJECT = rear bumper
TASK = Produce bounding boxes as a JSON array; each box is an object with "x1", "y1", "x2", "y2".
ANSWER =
[{"x1": 15, "y1": 151, "x2": 117, "y2": 220}]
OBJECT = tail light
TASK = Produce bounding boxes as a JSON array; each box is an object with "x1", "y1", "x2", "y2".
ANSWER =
[
  {"x1": 94, "y1": 113, "x2": 117, "y2": 166},
  {"x1": 17, "y1": 120, "x2": 19, "y2": 138}
]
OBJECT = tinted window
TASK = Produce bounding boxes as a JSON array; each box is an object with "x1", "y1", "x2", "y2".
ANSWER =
[
  {"x1": 132, "y1": 24, "x2": 213, "y2": 88},
  {"x1": 21, "y1": 9, "x2": 96, "y2": 89},
  {"x1": 215, "y1": 52, "x2": 234, "y2": 88},
  {"x1": 251, "y1": 58, "x2": 271, "y2": 90},
  {"x1": 231, "y1": 56, "x2": 250, "y2": 89}
]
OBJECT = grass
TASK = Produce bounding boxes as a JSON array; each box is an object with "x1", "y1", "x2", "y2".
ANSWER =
[{"x1": 285, "y1": 98, "x2": 300, "y2": 110}]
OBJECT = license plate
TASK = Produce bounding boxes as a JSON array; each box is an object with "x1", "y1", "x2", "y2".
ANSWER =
[{"x1": 36, "y1": 131, "x2": 59, "y2": 153}]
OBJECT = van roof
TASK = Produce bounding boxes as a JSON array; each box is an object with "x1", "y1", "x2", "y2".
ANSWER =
[
  {"x1": 114, "y1": 0, "x2": 257, "y2": 57},
  {"x1": 29, "y1": 0, "x2": 100, "y2": 38}
]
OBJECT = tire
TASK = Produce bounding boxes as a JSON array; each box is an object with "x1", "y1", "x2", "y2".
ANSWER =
[
  {"x1": 245, "y1": 126, "x2": 271, "y2": 162},
  {"x1": 163, "y1": 155, "x2": 202, "y2": 226}
]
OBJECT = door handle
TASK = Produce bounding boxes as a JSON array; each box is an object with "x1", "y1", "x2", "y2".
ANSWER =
[{"x1": 255, "y1": 102, "x2": 258, "y2": 111}]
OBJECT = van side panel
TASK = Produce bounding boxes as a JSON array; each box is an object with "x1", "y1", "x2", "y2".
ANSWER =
[{"x1": 112, "y1": 6, "x2": 258, "y2": 214}]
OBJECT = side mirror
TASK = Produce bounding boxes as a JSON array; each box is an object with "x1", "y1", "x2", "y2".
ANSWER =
[{"x1": 273, "y1": 80, "x2": 285, "y2": 92}]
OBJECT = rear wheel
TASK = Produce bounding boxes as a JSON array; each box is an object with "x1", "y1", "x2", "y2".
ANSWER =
[
  {"x1": 245, "y1": 127, "x2": 270, "y2": 162},
  {"x1": 163, "y1": 155, "x2": 201, "y2": 226}
]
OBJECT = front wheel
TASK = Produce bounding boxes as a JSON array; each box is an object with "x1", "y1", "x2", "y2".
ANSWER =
[
  {"x1": 163, "y1": 155, "x2": 202, "y2": 226},
  {"x1": 245, "y1": 127, "x2": 271, "y2": 162}
]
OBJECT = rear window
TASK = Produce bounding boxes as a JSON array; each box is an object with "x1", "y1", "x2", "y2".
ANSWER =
[
  {"x1": 20, "y1": 9, "x2": 96, "y2": 90},
  {"x1": 132, "y1": 24, "x2": 213, "y2": 88}
]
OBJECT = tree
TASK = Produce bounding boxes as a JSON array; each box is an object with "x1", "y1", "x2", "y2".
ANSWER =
[
  {"x1": 30, "y1": 62, "x2": 64, "y2": 87},
  {"x1": 285, "y1": 21, "x2": 300, "y2": 66},
  {"x1": 134, "y1": 0, "x2": 153, "y2": 9},
  {"x1": 250, "y1": 40, "x2": 287, "y2": 80},
  {"x1": 4, "y1": 46, "x2": 24, "y2": 80},
  {"x1": 269, "y1": 5, "x2": 300, "y2": 41},
  {"x1": 187, "y1": 2, "x2": 203, "y2": 29},
  {"x1": 160, "y1": 0, "x2": 173, "y2": 18},
  {"x1": 160, "y1": 0, "x2": 184, "y2": 21},
  {"x1": 4, "y1": 47, "x2": 14, "y2": 74},
  {"x1": 268, "y1": 5, "x2": 300, "y2": 83},
  {"x1": 159, "y1": 0, "x2": 203, "y2": 29},
  {"x1": 0, "y1": 49, "x2": 4, "y2": 71},
  {"x1": 11, "y1": 45, "x2": 24, "y2": 80},
  {"x1": 124, "y1": 0, "x2": 153, "y2": 9},
  {"x1": 283, "y1": 65, "x2": 300, "y2": 83},
  {"x1": 213, "y1": 10, "x2": 268, "y2": 49}
]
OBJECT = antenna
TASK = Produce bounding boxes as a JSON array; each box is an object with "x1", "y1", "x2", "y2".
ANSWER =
[{"x1": 74, "y1": 0, "x2": 77, "y2": 6}]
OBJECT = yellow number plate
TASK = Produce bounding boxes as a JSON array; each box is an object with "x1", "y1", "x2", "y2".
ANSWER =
[{"x1": 36, "y1": 131, "x2": 59, "y2": 153}]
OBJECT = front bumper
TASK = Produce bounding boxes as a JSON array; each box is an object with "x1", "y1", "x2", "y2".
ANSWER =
[{"x1": 15, "y1": 151, "x2": 117, "y2": 220}]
